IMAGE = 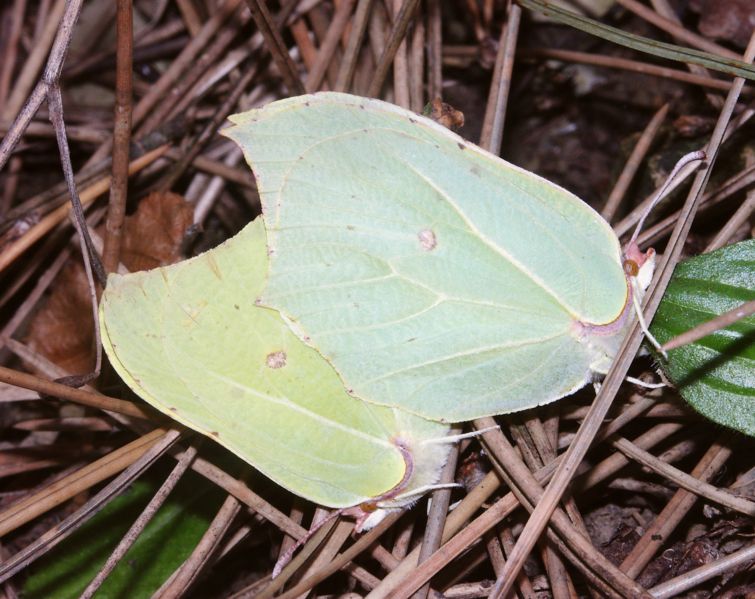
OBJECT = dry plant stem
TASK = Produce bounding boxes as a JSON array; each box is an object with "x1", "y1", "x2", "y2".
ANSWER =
[
  {"x1": 479, "y1": 6, "x2": 509, "y2": 152},
  {"x1": 0, "y1": 0, "x2": 27, "y2": 108},
  {"x1": 442, "y1": 547, "x2": 496, "y2": 593},
  {"x1": 508, "y1": 423, "x2": 573, "y2": 597},
  {"x1": 244, "y1": 0, "x2": 305, "y2": 95},
  {"x1": 463, "y1": 0, "x2": 485, "y2": 42},
  {"x1": 475, "y1": 421, "x2": 650, "y2": 599},
  {"x1": 160, "y1": 493, "x2": 241, "y2": 598},
  {"x1": 366, "y1": 3, "x2": 387, "y2": 66},
  {"x1": 661, "y1": 299, "x2": 755, "y2": 351},
  {"x1": 335, "y1": 0, "x2": 374, "y2": 92},
  {"x1": 256, "y1": 517, "x2": 340, "y2": 598},
  {"x1": 392, "y1": 516, "x2": 414, "y2": 559},
  {"x1": 0, "y1": 429, "x2": 180, "y2": 583},
  {"x1": 0, "y1": 156, "x2": 21, "y2": 217},
  {"x1": 637, "y1": 159, "x2": 755, "y2": 247},
  {"x1": 647, "y1": 0, "x2": 723, "y2": 108},
  {"x1": 102, "y1": 0, "x2": 133, "y2": 275},
  {"x1": 655, "y1": 433, "x2": 700, "y2": 465},
  {"x1": 294, "y1": 519, "x2": 361, "y2": 593},
  {"x1": 0, "y1": 244, "x2": 71, "y2": 344},
  {"x1": 148, "y1": 10, "x2": 252, "y2": 131},
  {"x1": 190, "y1": 456, "x2": 309, "y2": 540},
  {"x1": 290, "y1": 16, "x2": 320, "y2": 72},
  {"x1": 0, "y1": 121, "x2": 110, "y2": 144},
  {"x1": 0, "y1": 0, "x2": 66, "y2": 122},
  {"x1": 268, "y1": 513, "x2": 403, "y2": 599},
  {"x1": 619, "y1": 435, "x2": 733, "y2": 578},
  {"x1": 485, "y1": 529, "x2": 506, "y2": 576},
  {"x1": 602, "y1": 103, "x2": 669, "y2": 222},
  {"x1": 573, "y1": 421, "x2": 682, "y2": 493},
  {"x1": 307, "y1": 6, "x2": 342, "y2": 88},
  {"x1": 368, "y1": 398, "x2": 660, "y2": 598},
  {"x1": 706, "y1": 153, "x2": 755, "y2": 251},
  {"x1": 158, "y1": 63, "x2": 258, "y2": 191},
  {"x1": 192, "y1": 148, "x2": 246, "y2": 225},
  {"x1": 278, "y1": 501, "x2": 306, "y2": 561},
  {"x1": 0, "y1": 145, "x2": 168, "y2": 274},
  {"x1": 31, "y1": 0, "x2": 52, "y2": 41},
  {"x1": 0, "y1": 429, "x2": 167, "y2": 536},
  {"x1": 427, "y1": 0, "x2": 442, "y2": 101},
  {"x1": 410, "y1": 10, "x2": 427, "y2": 111},
  {"x1": 410, "y1": 29, "x2": 427, "y2": 105},
  {"x1": 217, "y1": 517, "x2": 259, "y2": 562},
  {"x1": 4, "y1": 337, "x2": 96, "y2": 388},
  {"x1": 650, "y1": 542, "x2": 755, "y2": 599},
  {"x1": 0, "y1": 155, "x2": 110, "y2": 229},
  {"x1": 488, "y1": 33, "x2": 754, "y2": 597},
  {"x1": 366, "y1": 0, "x2": 421, "y2": 97},
  {"x1": 48, "y1": 84, "x2": 105, "y2": 288},
  {"x1": 613, "y1": 0, "x2": 739, "y2": 61},
  {"x1": 167, "y1": 147, "x2": 254, "y2": 188},
  {"x1": 411, "y1": 438, "x2": 461, "y2": 599},
  {"x1": 391, "y1": 0, "x2": 411, "y2": 108},
  {"x1": 176, "y1": 0, "x2": 202, "y2": 36},
  {"x1": 0, "y1": 0, "x2": 79, "y2": 170},
  {"x1": 611, "y1": 435, "x2": 754, "y2": 516},
  {"x1": 0, "y1": 229, "x2": 72, "y2": 317},
  {"x1": 442, "y1": 581, "x2": 504, "y2": 598},
  {"x1": 326, "y1": 406, "x2": 665, "y2": 597},
  {"x1": 0, "y1": 365, "x2": 148, "y2": 418},
  {"x1": 485, "y1": 3, "x2": 520, "y2": 156},
  {"x1": 499, "y1": 526, "x2": 537, "y2": 597},
  {"x1": 520, "y1": 419, "x2": 584, "y2": 599},
  {"x1": 62, "y1": 19, "x2": 185, "y2": 79},
  {"x1": 80, "y1": 444, "x2": 199, "y2": 598},
  {"x1": 130, "y1": 0, "x2": 241, "y2": 137},
  {"x1": 613, "y1": 158, "x2": 704, "y2": 241},
  {"x1": 306, "y1": 0, "x2": 356, "y2": 93},
  {"x1": 628, "y1": 150, "x2": 706, "y2": 248},
  {"x1": 617, "y1": 110, "x2": 755, "y2": 242}
]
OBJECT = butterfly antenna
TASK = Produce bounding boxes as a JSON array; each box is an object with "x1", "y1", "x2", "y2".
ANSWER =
[
  {"x1": 422, "y1": 426, "x2": 499, "y2": 446},
  {"x1": 628, "y1": 150, "x2": 706, "y2": 247},
  {"x1": 392, "y1": 482, "x2": 460, "y2": 502}
]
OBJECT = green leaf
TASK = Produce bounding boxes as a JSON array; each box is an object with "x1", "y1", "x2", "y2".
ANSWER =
[
  {"x1": 23, "y1": 464, "x2": 227, "y2": 599},
  {"x1": 518, "y1": 0, "x2": 755, "y2": 81},
  {"x1": 650, "y1": 240, "x2": 755, "y2": 437}
]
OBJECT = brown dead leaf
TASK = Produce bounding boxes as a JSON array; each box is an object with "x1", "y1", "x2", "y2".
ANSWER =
[
  {"x1": 695, "y1": 0, "x2": 755, "y2": 50},
  {"x1": 120, "y1": 191, "x2": 194, "y2": 272},
  {"x1": 26, "y1": 261, "x2": 96, "y2": 374},
  {"x1": 25, "y1": 192, "x2": 194, "y2": 375}
]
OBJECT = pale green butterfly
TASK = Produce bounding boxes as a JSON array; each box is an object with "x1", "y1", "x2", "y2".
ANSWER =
[
  {"x1": 99, "y1": 218, "x2": 451, "y2": 530},
  {"x1": 223, "y1": 92, "x2": 654, "y2": 423}
]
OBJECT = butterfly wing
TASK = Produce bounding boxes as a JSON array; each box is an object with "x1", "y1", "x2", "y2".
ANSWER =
[
  {"x1": 225, "y1": 93, "x2": 629, "y2": 421},
  {"x1": 100, "y1": 218, "x2": 449, "y2": 507}
]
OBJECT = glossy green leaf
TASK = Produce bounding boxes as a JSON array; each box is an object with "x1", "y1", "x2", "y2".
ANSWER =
[
  {"x1": 100, "y1": 218, "x2": 450, "y2": 518},
  {"x1": 651, "y1": 240, "x2": 755, "y2": 437},
  {"x1": 224, "y1": 92, "x2": 638, "y2": 422}
]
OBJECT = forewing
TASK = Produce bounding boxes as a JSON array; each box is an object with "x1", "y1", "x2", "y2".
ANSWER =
[
  {"x1": 225, "y1": 93, "x2": 627, "y2": 421},
  {"x1": 100, "y1": 218, "x2": 447, "y2": 507}
]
